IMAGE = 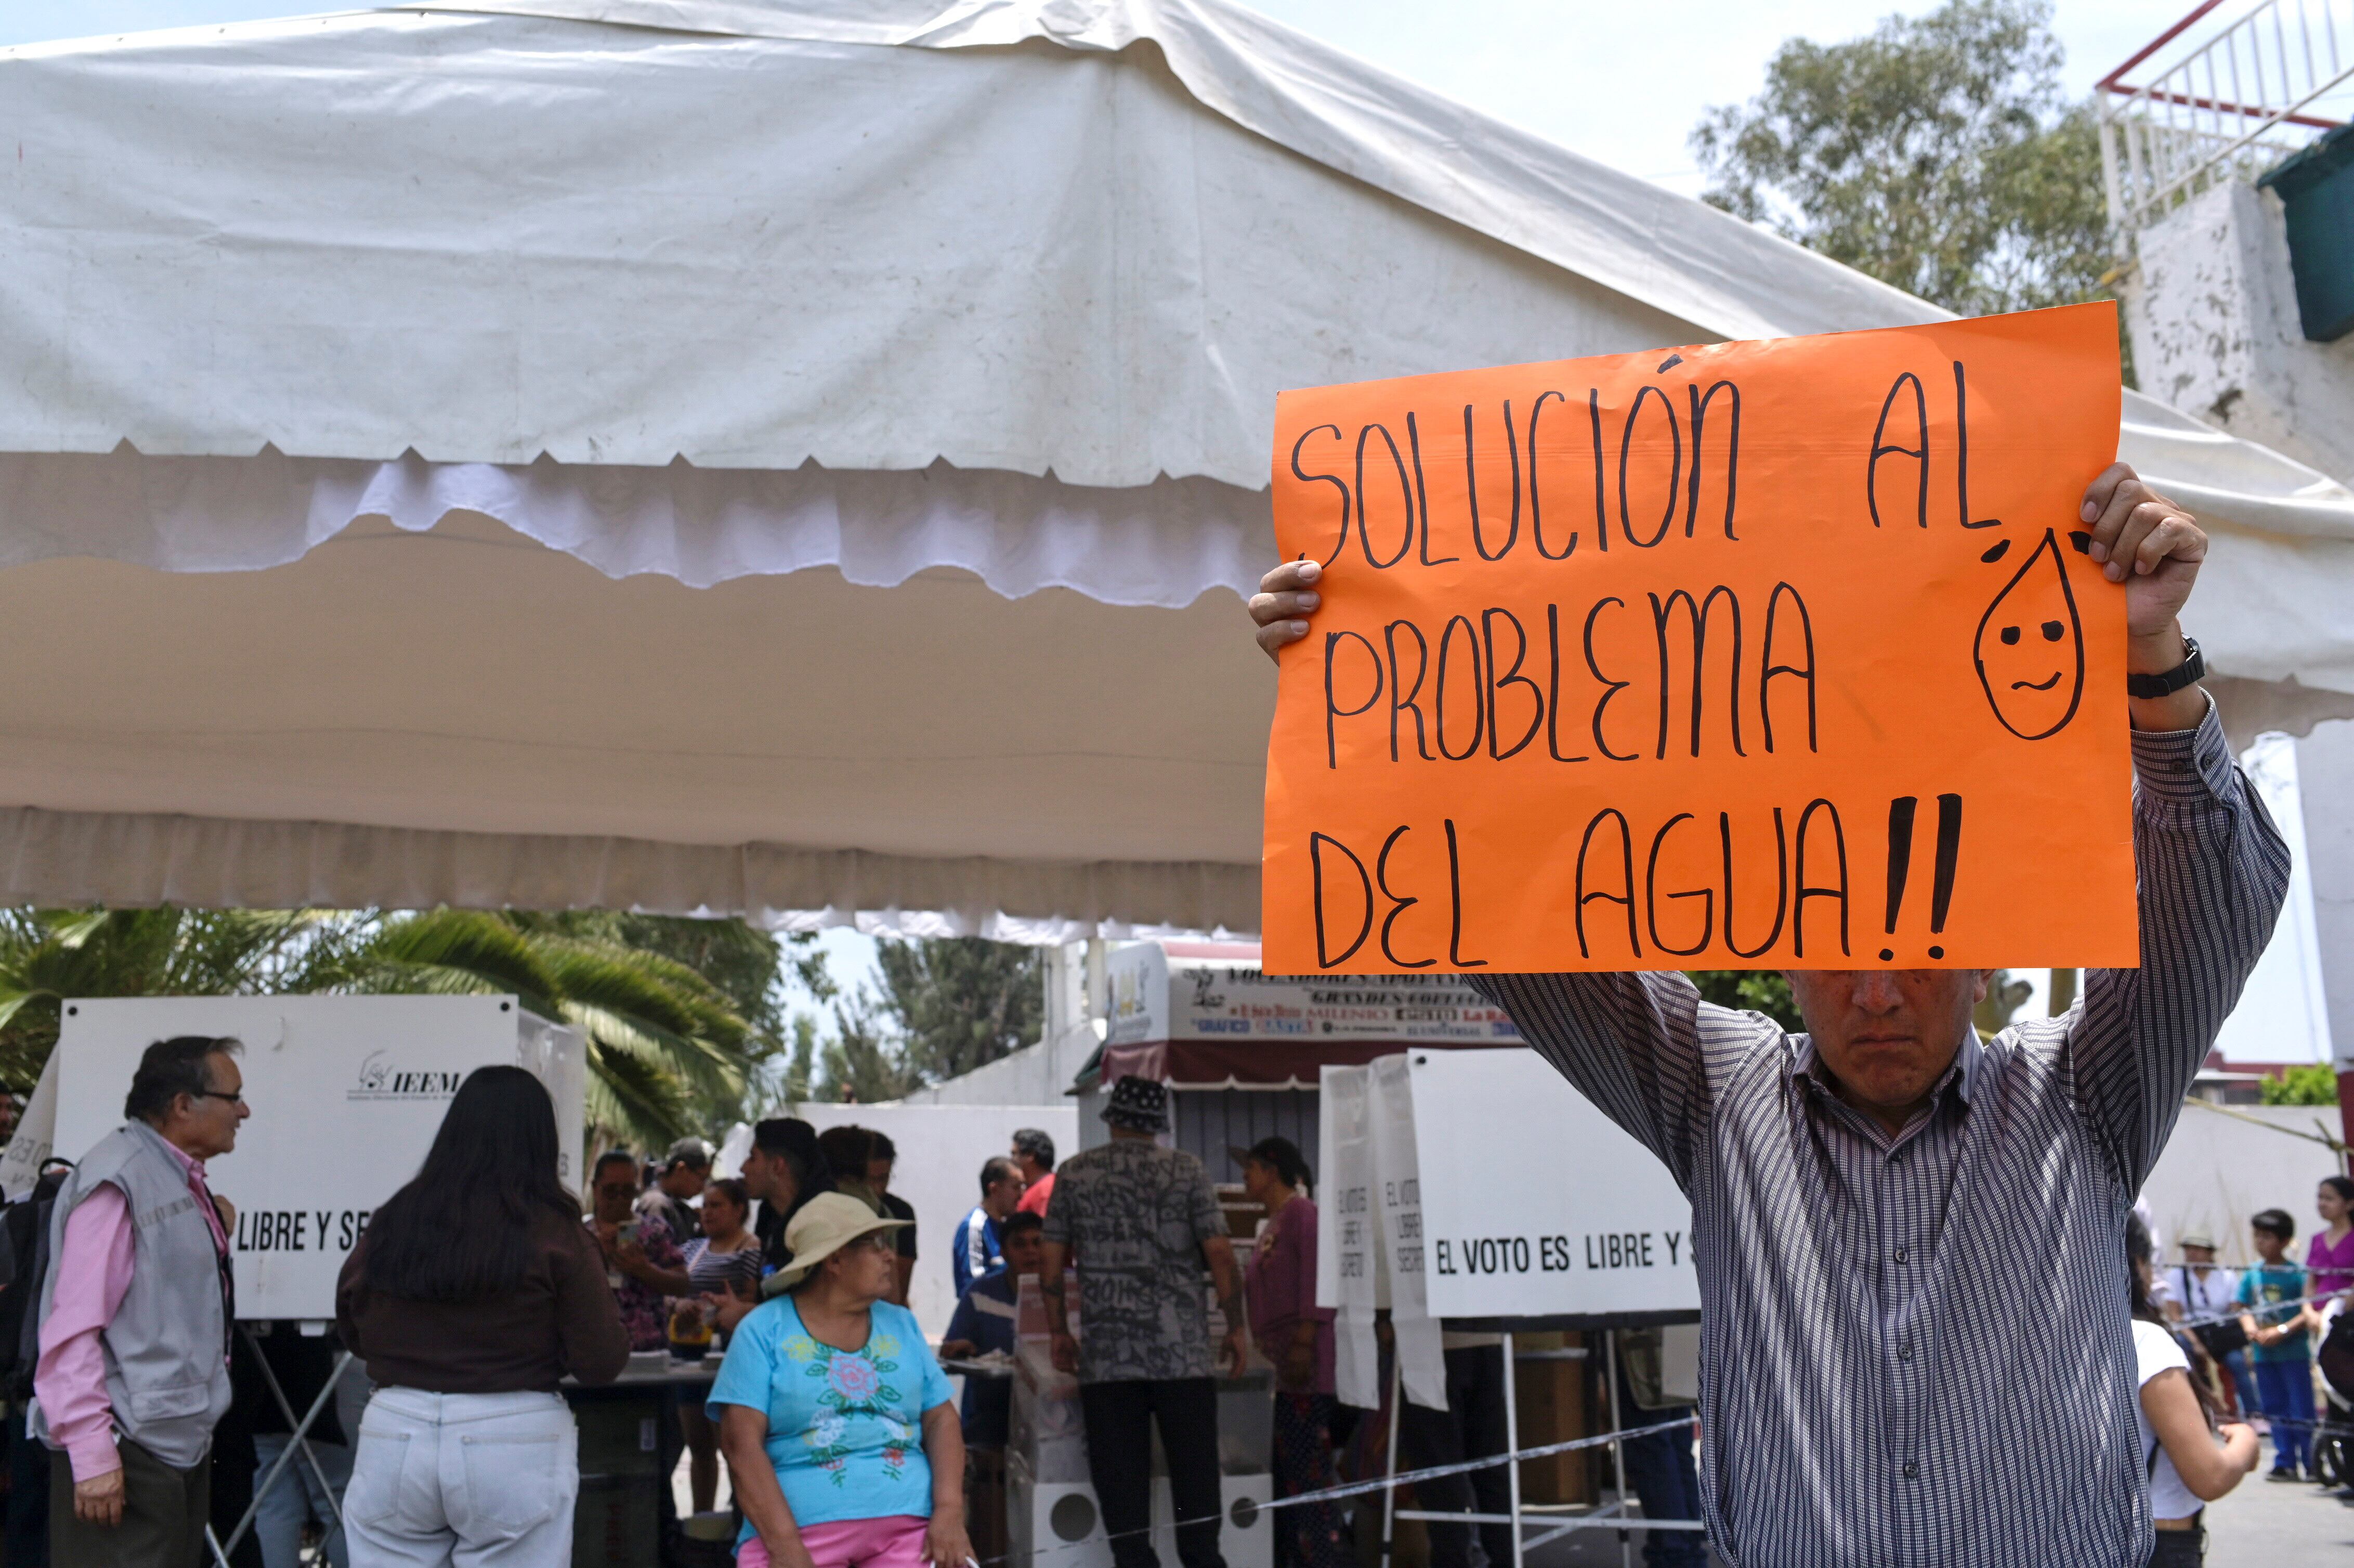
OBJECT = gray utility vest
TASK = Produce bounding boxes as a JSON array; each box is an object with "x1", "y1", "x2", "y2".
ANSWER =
[{"x1": 34, "y1": 1120, "x2": 232, "y2": 1469}]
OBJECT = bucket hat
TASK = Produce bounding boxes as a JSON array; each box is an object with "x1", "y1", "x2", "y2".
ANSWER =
[
  {"x1": 762, "y1": 1191, "x2": 911, "y2": 1296},
  {"x1": 1103, "y1": 1075, "x2": 1171, "y2": 1133}
]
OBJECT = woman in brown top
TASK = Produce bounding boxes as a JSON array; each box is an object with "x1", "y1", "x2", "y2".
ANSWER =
[{"x1": 336, "y1": 1066, "x2": 626, "y2": 1568}]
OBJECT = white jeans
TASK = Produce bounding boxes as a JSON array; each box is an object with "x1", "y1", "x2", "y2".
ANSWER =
[{"x1": 344, "y1": 1389, "x2": 579, "y2": 1568}]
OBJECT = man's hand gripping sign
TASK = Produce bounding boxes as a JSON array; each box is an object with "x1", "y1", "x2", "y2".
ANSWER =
[{"x1": 1258, "y1": 304, "x2": 2160, "y2": 974}]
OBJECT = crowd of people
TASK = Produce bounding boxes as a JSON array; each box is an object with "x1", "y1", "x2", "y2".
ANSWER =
[
  {"x1": 0, "y1": 1029, "x2": 2341, "y2": 1568},
  {"x1": 0, "y1": 1033, "x2": 1342, "y2": 1568},
  {"x1": 2149, "y1": 1175, "x2": 2354, "y2": 1489},
  {"x1": 0, "y1": 1029, "x2": 1555, "y2": 1568}
]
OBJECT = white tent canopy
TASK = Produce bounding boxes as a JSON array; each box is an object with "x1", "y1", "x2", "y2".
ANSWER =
[{"x1": 2, "y1": 0, "x2": 2350, "y2": 935}]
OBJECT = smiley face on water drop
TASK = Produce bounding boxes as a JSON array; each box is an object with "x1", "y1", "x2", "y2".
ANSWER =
[{"x1": 1973, "y1": 527, "x2": 2084, "y2": 740}]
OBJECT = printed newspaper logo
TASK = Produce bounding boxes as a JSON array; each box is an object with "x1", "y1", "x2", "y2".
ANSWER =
[{"x1": 349, "y1": 1050, "x2": 462, "y2": 1102}]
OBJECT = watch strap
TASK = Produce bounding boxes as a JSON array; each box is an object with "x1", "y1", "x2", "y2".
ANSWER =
[{"x1": 2126, "y1": 635, "x2": 2204, "y2": 699}]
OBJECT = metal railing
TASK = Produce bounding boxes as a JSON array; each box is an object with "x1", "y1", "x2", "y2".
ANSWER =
[{"x1": 2098, "y1": 0, "x2": 2354, "y2": 232}]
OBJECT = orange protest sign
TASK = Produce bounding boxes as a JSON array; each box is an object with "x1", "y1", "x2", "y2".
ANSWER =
[{"x1": 1261, "y1": 304, "x2": 2133, "y2": 975}]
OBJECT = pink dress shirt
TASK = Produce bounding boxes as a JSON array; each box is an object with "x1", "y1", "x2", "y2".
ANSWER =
[{"x1": 33, "y1": 1140, "x2": 229, "y2": 1482}]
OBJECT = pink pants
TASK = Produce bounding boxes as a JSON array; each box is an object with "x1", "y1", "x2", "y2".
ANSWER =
[{"x1": 738, "y1": 1515, "x2": 931, "y2": 1568}]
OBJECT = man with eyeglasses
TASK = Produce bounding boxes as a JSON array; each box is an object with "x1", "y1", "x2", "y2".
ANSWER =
[{"x1": 34, "y1": 1035, "x2": 250, "y2": 1568}]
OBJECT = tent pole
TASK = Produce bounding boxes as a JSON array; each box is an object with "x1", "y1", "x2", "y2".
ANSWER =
[
  {"x1": 1607, "y1": 1330, "x2": 1629, "y2": 1568},
  {"x1": 213, "y1": 1327, "x2": 355, "y2": 1566},
  {"x1": 1502, "y1": 1334, "x2": 1523, "y2": 1568},
  {"x1": 1380, "y1": 1348, "x2": 1403, "y2": 1568}
]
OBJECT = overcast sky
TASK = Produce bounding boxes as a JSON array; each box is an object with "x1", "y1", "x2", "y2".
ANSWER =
[{"x1": 2, "y1": 2, "x2": 2196, "y2": 197}]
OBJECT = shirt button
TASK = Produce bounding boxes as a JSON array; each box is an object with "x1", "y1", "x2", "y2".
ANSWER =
[
  {"x1": 1894, "y1": 1247, "x2": 1910, "y2": 1264},
  {"x1": 1898, "y1": 1342, "x2": 1914, "y2": 1362},
  {"x1": 1902, "y1": 1461, "x2": 1919, "y2": 1480}
]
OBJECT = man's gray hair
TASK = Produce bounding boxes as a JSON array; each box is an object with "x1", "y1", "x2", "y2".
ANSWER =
[
  {"x1": 662, "y1": 1136, "x2": 714, "y2": 1172},
  {"x1": 123, "y1": 1036, "x2": 242, "y2": 1125}
]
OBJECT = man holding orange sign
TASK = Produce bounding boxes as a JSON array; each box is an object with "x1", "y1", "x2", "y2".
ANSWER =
[{"x1": 1250, "y1": 309, "x2": 2287, "y2": 1568}]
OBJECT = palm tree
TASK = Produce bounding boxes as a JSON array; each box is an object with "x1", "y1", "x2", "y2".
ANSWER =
[
  {"x1": 0, "y1": 907, "x2": 769, "y2": 1147},
  {"x1": 0, "y1": 907, "x2": 325, "y2": 1088}
]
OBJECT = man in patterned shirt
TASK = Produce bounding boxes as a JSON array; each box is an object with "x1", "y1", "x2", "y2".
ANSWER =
[
  {"x1": 1249, "y1": 463, "x2": 2290, "y2": 1568},
  {"x1": 1041, "y1": 1077, "x2": 1247, "y2": 1568}
]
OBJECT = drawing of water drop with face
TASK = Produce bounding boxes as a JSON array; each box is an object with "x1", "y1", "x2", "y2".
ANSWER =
[{"x1": 1973, "y1": 527, "x2": 2084, "y2": 740}]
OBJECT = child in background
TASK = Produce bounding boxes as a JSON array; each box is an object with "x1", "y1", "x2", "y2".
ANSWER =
[
  {"x1": 2236, "y1": 1207, "x2": 2314, "y2": 1480},
  {"x1": 937, "y1": 1210, "x2": 1044, "y2": 1568}
]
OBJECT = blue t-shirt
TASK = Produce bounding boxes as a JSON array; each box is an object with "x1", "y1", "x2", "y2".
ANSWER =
[
  {"x1": 941, "y1": 1269, "x2": 1019, "y2": 1447},
  {"x1": 707, "y1": 1297, "x2": 954, "y2": 1538},
  {"x1": 2235, "y1": 1261, "x2": 2311, "y2": 1364}
]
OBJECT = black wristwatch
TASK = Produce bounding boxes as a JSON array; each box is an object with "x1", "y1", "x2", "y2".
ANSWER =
[{"x1": 2126, "y1": 635, "x2": 2204, "y2": 699}]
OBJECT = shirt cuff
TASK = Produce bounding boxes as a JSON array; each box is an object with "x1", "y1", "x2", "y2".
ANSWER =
[
  {"x1": 65, "y1": 1429, "x2": 120, "y2": 1485},
  {"x1": 2130, "y1": 690, "x2": 2235, "y2": 804}
]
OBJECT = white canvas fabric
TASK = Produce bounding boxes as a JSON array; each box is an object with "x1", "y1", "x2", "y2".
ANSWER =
[
  {"x1": 0, "y1": 0, "x2": 2348, "y2": 930},
  {"x1": 0, "y1": 449, "x2": 1266, "y2": 607}
]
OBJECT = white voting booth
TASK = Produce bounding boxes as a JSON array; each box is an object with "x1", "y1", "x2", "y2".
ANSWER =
[
  {"x1": 1321, "y1": 1049, "x2": 1700, "y2": 1564},
  {"x1": 10, "y1": 995, "x2": 585, "y2": 1568},
  {"x1": 37, "y1": 995, "x2": 586, "y2": 1320}
]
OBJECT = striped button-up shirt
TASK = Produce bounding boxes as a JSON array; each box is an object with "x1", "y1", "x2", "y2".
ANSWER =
[{"x1": 1476, "y1": 703, "x2": 2287, "y2": 1568}]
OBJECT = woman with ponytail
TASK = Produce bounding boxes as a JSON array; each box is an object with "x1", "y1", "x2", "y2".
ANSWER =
[{"x1": 2127, "y1": 1214, "x2": 2258, "y2": 1563}]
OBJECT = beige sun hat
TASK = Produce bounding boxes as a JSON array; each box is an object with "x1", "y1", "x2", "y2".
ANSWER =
[{"x1": 761, "y1": 1191, "x2": 911, "y2": 1296}]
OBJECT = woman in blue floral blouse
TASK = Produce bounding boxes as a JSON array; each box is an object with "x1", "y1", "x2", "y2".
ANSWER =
[{"x1": 710, "y1": 1193, "x2": 965, "y2": 1568}]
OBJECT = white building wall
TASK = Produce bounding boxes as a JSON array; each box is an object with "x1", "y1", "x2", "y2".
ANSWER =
[
  {"x1": 2142, "y1": 1103, "x2": 2343, "y2": 1269},
  {"x1": 2126, "y1": 180, "x2": 2354, "y2": 486},
  {"x1": 790, "y1": 1101, "x2": 1080, "y2": 1338},
  {"x1": 2296, "y1": 721, "x2": 2354, "y2": 1074}
]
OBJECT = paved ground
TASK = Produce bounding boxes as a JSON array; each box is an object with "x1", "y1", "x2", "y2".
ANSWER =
[
  {"x1": 2204, "y1": 1473, "x2": 2354, "y2": 1563},
  {"x1": 1504, "y1": 1474, "x2": 2354, "y2": 1567},
  {"x1": 682, "y1": 1453, "x2": 2354, "y2": 1566}
]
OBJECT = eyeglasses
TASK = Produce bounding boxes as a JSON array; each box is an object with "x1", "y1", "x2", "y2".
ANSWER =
[
  {"x1": 195, "y1": 1090, "x2": 246, "y2": 1107},
  {"x1": 853, "y1": 1232, "x2": 897, "y2": 1255}
]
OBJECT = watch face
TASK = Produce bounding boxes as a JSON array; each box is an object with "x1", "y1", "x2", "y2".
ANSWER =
[{"x1": 1972, "y1": 527, "x2": 2086, "y2": 740}]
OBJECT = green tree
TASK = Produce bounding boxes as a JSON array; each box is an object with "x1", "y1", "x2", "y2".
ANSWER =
[
  {"x1": 2260, "y1": 1064, "x2": 2340, "y2": 1106},
  {"x1": 503, "y1": 911, "x2": 791, "y2": 1130},
  {"x1": 794, "y1": 936, "x2": 1044, "y2": 1103},
  {"x1": 873, "y1": 937, "x2": 1043, "y2": 1084},
  {"x1": 1687, "y1": 971, "x2": 1801, "y2": 1031},
  {"x1": 815, "y1": 988, "x2": 916, "y2": 1104},
  {"x1": 781, "y1": 1013, "x2": 821, "y2": 1105},
  {"x1": 1692, "y1": 0, "x2": 2116, "y2": 329},
  {"x1": 0, "y1": 908, "x2": 324, "y2": 1088},
  {"x1": 0, "y1": 907, "x2": 769, "y2": 1148}
]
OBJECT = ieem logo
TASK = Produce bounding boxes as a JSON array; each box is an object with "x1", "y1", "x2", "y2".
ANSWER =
[{"x1": 348, "y1": 1050, "x2": 463, "y2": 1101}]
